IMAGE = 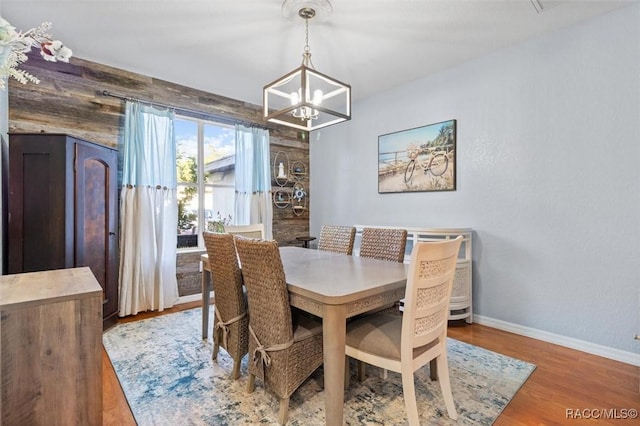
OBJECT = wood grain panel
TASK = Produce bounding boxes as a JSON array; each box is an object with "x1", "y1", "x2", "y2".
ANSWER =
[{"x1": 1, "y1": 268, "x2": 103, "y2": 425}]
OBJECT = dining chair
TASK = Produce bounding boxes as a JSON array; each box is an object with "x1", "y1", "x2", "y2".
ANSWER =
[
  {"x1": 359, "y1": 227, "x2": 407, "y2": 263},
  {"x1": 223, "y1": 223, "x2": 265, "y2": 239},
  {"x1": 358, "y1": 227, "x2": 408, "y2": 321},
  {"x1": 234, "y1": 236, "x2": 323, "y2": 425},
  {"x1": 317, "y1": 225, "x2": 356, "y2": 255},
  {"x1": 202, "y1": 232, "x2": 249, "y2": 380},
  {"x1": 344, "y1": 236, "x2": 463, "y2": 424}
]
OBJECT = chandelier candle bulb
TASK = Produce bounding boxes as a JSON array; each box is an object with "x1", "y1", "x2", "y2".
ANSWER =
[{"x1": 313, "y1": 89, "x2": 323, "y2": 105}]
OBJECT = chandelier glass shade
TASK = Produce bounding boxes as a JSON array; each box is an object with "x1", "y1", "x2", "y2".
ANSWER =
[{"x1": 263, "y1": 1, "x2": 351, "y2": 132}]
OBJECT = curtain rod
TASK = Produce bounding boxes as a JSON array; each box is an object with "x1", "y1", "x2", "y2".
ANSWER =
[{"x1": 100, "y1": 90, "x2": 270, "y2": 130}]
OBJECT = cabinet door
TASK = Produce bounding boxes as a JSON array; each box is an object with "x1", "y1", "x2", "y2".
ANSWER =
[
  {"x1": 74, "y1": 141, "x2": 119, "y2": 324},
  {"x1": 7, "y1": 134, "x2": 70, "y2": 273}
]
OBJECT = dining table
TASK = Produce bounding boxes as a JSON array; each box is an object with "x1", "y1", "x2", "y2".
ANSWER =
[{"x1": 201, "y1": 246, "x2": 408, "y2": 426}]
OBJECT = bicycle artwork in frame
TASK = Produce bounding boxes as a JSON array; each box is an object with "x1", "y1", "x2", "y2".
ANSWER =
[{"x1": 378, "y1": 119, "x2": 456, "y2": 193}]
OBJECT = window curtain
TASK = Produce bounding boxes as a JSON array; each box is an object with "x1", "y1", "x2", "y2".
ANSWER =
[
  {"x1": 118, "y1": 101, "x2": 179, "y2": 316},
  {"x1": 234, "y1": 124, "x2": 273, "y2": 240}
]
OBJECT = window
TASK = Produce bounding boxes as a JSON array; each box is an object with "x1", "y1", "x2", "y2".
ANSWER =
[{"x1": 175, "y1": 116, "x2": 235, "y2": 249}]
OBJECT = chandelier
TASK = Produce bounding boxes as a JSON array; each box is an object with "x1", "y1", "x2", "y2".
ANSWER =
[{"x1": 263, "y1": 0, "x2": 351, "y2": 132}]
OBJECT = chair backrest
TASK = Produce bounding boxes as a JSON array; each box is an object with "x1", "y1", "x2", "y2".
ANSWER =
[
  {"x1": 202, "y1": 232, "x2": 245, "y2": 320},
  {"x1": 359, "y1": 227, "x2": 408, "y2": 263},
  {"x1": 401, "y1": 236, "x2": 462, "y2": 351},
  {"x1": 223, "y1": 223, "x2": 265, "y2": 240},
  {"x1": 234, "y1": 237, "x2": 293, "y2": 345},
  {"x1": 317, "y1": 225, "x2": 356, "y2": 255}
]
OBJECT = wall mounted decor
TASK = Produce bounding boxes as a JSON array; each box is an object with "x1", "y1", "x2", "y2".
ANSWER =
[
  {"x1": 272, "y1": 152, "x2": 308, "y2": 216},
  {"x1": 378, "y1": 119, "x2": 456, "y2": 193},
  {"x1": 273, "y1": 151, "x2": 292, "y2": 209},
  {"x1": 290, "y1": 161, "x2": 308, "y2": 216}
]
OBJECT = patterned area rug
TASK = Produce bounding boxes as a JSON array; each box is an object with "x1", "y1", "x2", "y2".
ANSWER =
[{"x1": 103, "y1": 307, "x2": 535, "y2": 425}]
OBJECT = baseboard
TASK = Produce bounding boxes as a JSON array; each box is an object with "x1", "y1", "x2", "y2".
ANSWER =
[
  {"x1": 177, "y1": 292, "x2": 211, "y2": 305},
  {"x1": 474, "y1": 315, "x2": 640, "y2": 367}
]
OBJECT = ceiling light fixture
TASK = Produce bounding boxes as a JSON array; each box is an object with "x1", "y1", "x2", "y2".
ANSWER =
[{"x1": 263, "y1": 0, "x2": 351, "y2": 132}]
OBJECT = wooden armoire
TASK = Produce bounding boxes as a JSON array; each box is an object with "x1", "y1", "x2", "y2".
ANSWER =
[{"x1": 6, "y1": 133, "x2": 119, "y2": 329}]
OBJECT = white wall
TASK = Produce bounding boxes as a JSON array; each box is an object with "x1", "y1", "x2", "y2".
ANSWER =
[{"x1": 310, "y1": 5, "x2": 640, "y2": 357}]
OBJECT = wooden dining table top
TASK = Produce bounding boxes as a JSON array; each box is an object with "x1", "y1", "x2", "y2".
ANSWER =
[{"x1": 278, "y1": 246, "x2": 409, "y2": 306}]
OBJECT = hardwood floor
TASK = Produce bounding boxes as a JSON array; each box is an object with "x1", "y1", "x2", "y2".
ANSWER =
[
  {"x1": 447, "y1": 323, "x2": 639, "y2": 425},
  {"x1": 102, "y1": 303, "x2": 639, "y2": 425}
]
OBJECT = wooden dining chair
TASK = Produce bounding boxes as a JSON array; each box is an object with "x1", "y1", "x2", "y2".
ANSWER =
[
  {"x1": 202, "y1": 232, "x2": 249, "y2": 380},
  {"x1": 223, "y1": 223, "x2": 265, "y2": 239},
  {"x1": 359, "y1": 227, "x2": 407, "y2": 263},
  {"x1": 345, "y1": 236, "x2": 463, "y2": 425},
  {"x1": 234, "y1": 236, "x2": 323, "y2": 425},
  {"x1": 317, "y1": 225, "x2": 356, "y2": 255}
]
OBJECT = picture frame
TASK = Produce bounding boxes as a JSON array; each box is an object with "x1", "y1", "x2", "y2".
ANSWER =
[{"x1": 378, "y1": 119, "x2": 456, "y2": 193}]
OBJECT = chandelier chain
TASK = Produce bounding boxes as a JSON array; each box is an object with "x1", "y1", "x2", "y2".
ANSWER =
[
  {"x1": 304, "y1": 16, "x2": 309, "y2": 52},
  {"x1": 301, "y1": 11, "x2": 316, "y2": 69}
]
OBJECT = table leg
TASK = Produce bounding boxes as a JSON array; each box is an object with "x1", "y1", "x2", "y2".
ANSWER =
[
  {"x1": 323, "y1": 304, "x2": 347, "y2": 426},
  {"x1": 202, "y1": 268, "x2": 211, "y2": 339}
]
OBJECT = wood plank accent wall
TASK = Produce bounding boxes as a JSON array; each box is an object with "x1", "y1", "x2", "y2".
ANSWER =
[{"x1": 7, "y1": 52, "x2": 311, "y2": 297}]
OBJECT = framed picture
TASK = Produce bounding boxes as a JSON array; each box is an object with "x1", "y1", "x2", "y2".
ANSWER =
[{"x1": 378, "y1": 119, "x2": 456, "y2": 193}]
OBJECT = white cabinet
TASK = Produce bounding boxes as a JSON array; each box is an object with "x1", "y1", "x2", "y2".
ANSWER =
[{"x1": 354, "y1": 225, "x2": 473, "y2": 323}]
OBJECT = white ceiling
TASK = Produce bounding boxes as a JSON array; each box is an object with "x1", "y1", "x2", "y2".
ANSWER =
[{"x1": 2, "y1": 0, "x2": 636, "y2": 106}]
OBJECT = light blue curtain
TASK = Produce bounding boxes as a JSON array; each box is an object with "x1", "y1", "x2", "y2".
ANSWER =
[
  {"x1": 119, "y1": 101, "x2": 179, "y2": 316},
  {"x1": 234, "y1": 124, "x2": 273, "y2": 240}
]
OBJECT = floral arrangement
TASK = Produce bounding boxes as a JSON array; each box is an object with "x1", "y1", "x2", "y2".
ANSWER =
[
  {"x1": 208, "y1": 212, "x2": 233, "y2": 233},
  {"x1": 0, "y1": 16, "x2": 72, "y2": 89}
]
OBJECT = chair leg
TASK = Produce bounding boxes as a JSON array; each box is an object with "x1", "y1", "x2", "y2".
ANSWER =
[
  {"x1": 278, "y1": 397, "x2": 289, "y2": 425},
  {"x1": 401, "y1": 370, "x2": 420, "y2": 426},
  {"x1": 246, "y1": 373, "x2": 256, "y2": 393},
  {"x1": 213, "y1": 341, "x2": 219, "y2": 360},
  {"x1": 429, "y1": 358, "x2": 438, "y2": 381},
  {"x1": 357, "y1": 360, "x2": 366, "y2": 381},
  {"x1": 232, "y1": 359, "x2": 241, "y2": 380},
  {"x1": 344, "y1": 357, "x2": 351, "y2": 389},
  {"x1": 436, "y1": 354, "x2": 458, "y2": 420}
]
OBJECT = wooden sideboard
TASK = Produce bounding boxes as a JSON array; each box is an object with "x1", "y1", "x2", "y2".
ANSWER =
[
  {"x1": 0, "y1": 267, "x2": 103, "y2": 425},
  {"x1": 354, "y1": 225, "x2": 473, "y2": 323}
]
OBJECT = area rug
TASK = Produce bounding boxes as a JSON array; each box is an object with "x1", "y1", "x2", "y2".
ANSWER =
[{"x1": 103, "y1": 307, "x2": 535, "y2": 425}]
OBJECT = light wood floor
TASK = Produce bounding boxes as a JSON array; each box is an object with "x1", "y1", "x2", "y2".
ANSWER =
[{"x1": 102, "y1": 302, "x2": 639, "y2": 425}]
